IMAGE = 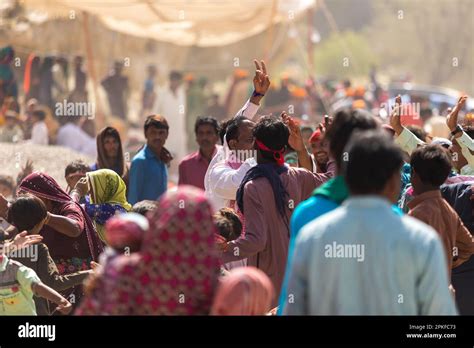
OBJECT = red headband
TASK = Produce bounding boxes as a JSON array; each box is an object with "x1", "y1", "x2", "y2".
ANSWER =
[
  {"x1": 309, "y1": 129, "x2": 322, "y2": 143},
  {"x1": 255, "y1": 139, "x2": 285, "y2": 166}
]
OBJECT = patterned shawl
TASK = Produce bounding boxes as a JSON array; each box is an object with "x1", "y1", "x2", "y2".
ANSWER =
[{"x1": 76, "y1": 186, "x2": 221, "y2": 315}]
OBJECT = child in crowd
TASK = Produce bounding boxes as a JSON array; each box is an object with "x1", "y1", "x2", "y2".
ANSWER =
[
  {"x1": 64, "y1": 160, "x2": 90, "y2": 195},
  {"x1": 0, "y1": 229, "x2": 72, "y2": 315},
  {"x1": 214, "y1": 207, "x2": 246, "y2": 272},
  {"x1": 8, "y1": 194, "x2": 93, "y2": 315},
  {"x1": 214, "y1": 207, "x2": 242, "y2": 241},
  {"x1": 131, "y1": 200, "x2": 157, "y2": 216}
]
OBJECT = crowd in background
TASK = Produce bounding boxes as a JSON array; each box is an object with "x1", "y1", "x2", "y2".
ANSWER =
[
  {"x1": 1, "y1": 43, "x2": 474, "y2": 316},
  {"x1": 4, "y1": 44, "x2": 459, "y2": 164}
]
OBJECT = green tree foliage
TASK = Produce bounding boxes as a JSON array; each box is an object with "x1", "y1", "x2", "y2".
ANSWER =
[
  {"x1": 367, "y1": 0, "x2": 473, "y2": 93},
  {"x1": 313, "y1": 31, "x2": 378, "y2": 78}
]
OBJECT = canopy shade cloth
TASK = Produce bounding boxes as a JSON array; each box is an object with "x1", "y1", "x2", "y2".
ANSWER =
[{"x1": 22, "y1": 0, "x2": 315, "y2": 47}]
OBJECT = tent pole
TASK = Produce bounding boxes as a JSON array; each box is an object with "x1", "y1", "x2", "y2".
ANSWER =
[{"x1": 82, "y1": 11, "x2": 104, "y2": 132}]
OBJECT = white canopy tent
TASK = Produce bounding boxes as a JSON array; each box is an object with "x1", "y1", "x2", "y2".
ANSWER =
[{"x1": 22, "y1": 0, "x2": 316, "y2": 47}]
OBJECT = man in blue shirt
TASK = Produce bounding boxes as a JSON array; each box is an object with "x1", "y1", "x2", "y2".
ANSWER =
[
  {"x1": 284, "y1": 131, "x2": 456, "y2": 315},
  {"x1": 278, "y1": 108, "x2": 379, "y2": 313},
  {"x1": 128, "y1": 115, "x2": 172, "y2": 204}
]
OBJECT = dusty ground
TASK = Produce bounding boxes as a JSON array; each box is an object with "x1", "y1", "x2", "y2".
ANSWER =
[{"x1": 0, "y1": 142, "x2": 94, "y2": 189}]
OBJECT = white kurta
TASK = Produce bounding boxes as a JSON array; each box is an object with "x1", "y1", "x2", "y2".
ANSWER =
[{"x1": 204, "y1": 99, "x2": 259, "y2": 211}]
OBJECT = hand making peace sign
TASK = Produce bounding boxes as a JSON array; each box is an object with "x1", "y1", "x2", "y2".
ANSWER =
[{"x1": 253, "y1": 59, "x2": 270, "y2": 96}]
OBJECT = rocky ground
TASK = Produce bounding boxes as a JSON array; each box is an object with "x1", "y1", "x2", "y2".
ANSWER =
[{"x1": 0, "y1": 142, "x2": 94, "y2": 189}]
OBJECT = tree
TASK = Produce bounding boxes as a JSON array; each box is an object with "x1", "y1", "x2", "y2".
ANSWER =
[
  {"x1": 313, "y1": 31, "x2": 378, "y2": 78},
  {"x1": 367, "y1": 0, "x2": 473, "y2": 93}
]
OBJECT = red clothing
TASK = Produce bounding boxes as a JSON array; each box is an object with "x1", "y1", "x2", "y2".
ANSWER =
[
  {"x1": 76, "y1": 186, "x2": 221, "y2": 315},
  {"x1": 178, "y1": 146, "x2": 217, "y2": 190},
  {"x1": 18, "y1": 172, "x2": 103, "y2": 262},
  {"x1": 18, "y1": 172, "x2": 104, "y2": 307},
  {"x1": 42, "y1": 201, "x2": 88, "y2": 261}
]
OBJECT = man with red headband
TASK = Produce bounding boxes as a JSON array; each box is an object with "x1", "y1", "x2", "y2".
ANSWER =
[
  {"x1": 205, "y1": 60, "x2": 317, "y2": 211},
  {"x1": 220, "y1": 115, "x2": 334, "y2": 305},
  {"x1": 309, "y1": 129, "x2": 330, "y2": 173}
]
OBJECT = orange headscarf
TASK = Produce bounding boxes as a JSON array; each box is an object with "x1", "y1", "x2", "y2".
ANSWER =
[{"x1": 211, "y1": 267, "x2": 274, "y2": 315}]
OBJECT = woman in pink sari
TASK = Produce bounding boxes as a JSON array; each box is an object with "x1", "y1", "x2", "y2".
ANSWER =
[{"x1": 76, "y1": 185, "x2": 221, "y2": 315}]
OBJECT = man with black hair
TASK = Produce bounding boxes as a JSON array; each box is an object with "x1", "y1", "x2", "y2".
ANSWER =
[
  {"x1": 408, "y1": 145, "x2": 474, "y2": 275},
  {"x1": 220, "y1": 115, "x2": 332, "y2": 305},
  {"x1": 289, "y1": 108, "x2": 379, "y2": 237},
  {"x1": 128, "y1": 115, "x2": 172, "y2": 204},
  {"x1": 205, "y1": 60, "x2": 317, "y2": 211},
  {"x1": 179, "y1": 116, "x2": 220, "y2": 190},
  {"x1": 450, "y1": 124, "x2": 474, "y2": 175},
  {"x1": 279, "y1": 108, "x2": 391, "y2": 314},
  {"x1": 205, "y1": 60, "x2": 268, "y2": 210},
  {"x1": 285, "y1": 131, "x2": 457, "y2": 315}
]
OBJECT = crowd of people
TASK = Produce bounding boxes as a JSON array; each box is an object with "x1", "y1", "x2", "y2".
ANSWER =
[
  {"x1": 0, "y1": 45, "x2": 396, "y2": 166},
  {"x1": 1, "y1": 46, "x2": 474, "y2": 316}
]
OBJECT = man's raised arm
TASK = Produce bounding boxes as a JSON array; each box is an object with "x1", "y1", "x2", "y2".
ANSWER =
[{"x1": 234, "y1": 59, "x2": 271, "y2": 121}]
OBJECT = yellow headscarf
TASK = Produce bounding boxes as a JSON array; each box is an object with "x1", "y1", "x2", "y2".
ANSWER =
[{"x1": 86, "y1": 169, "x2": 132, "y2": 242}]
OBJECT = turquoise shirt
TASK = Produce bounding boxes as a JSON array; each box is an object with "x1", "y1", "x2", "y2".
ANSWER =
[
  {"x1": 283, "y1": 196, "x2": 457, "y2": 315},
  {"x1": 128, "y1": 144, "x2": 168, "y2": 205},
  {"x1": 278, "y1": 176, "x2": 403, "y2": 314}
]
